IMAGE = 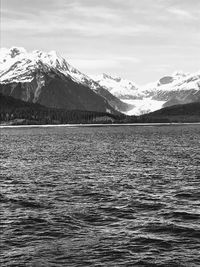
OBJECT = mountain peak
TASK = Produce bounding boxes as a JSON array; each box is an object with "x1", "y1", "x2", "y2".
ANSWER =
[
  {"x1": 0, "y1": 47, "x2": 68, "y2": 69},
  {"x1": 0, "y1": 47, "x2": 27, "y2": 64},
  {"x1": 92, "y1": 73, "x2": 140, "y2": 100},
  {"x1": 0, "y1": 47, "x2": 122, "y2": 114},
  {"x1": 9, "y1": 47, "x2": 27, "y2": 57},
  {"x1": 0, "y1": 47, "x2": 74, "y2": 82}
]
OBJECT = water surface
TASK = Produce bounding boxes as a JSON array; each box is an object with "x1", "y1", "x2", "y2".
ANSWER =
[{"x1": 0, "y1": 125, "x2": 200, "y2": 266}]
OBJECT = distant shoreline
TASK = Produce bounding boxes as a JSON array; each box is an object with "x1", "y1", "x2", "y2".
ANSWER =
[{"x1": 1, "y1": 122, "x2": 200, "y2": 129}]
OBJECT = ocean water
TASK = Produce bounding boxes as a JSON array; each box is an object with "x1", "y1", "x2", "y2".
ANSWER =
[{"x1": 0, "y1": 125, "x2": 200, "y2": 267}]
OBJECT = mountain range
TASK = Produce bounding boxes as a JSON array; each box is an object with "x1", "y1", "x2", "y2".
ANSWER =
[
  {"x1": 0, "y1": 47, "x2": 130, "y2": 114},
  {"x1": 93, "y1": 71, "x2": 200, "y2": 115},
  {"x1": 0, "y1": 47, "x2": 199, "y2": 116}
]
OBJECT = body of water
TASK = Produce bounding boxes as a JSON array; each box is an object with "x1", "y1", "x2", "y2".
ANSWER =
[{"x1": 0, "y1": 125, "x2": 200, "y2": 266}]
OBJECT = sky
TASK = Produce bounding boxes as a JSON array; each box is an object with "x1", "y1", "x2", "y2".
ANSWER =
[{"x1": 1, "y1": 0, "x2": 200, "y2": 84}]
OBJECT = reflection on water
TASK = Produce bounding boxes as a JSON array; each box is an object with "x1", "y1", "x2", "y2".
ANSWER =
[{"x1": 0, "y1": 125, "x2": 200, "y2": 266}]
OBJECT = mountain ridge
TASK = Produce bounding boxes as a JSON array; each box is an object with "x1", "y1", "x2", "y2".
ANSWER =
[
  {"x1": 92, "y1": 71, "x2": 200, "y2": 115},
  {"x1": 0, "y1": 47, "x2": 131, "y2": 114},
  {"x1": 1, "y1": 47, "x2": 199, "y2": 116}
]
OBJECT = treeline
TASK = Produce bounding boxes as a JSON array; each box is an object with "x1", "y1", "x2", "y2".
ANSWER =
[
  {"x1": 0, "y1": 108, "x2": 120, "y2": 124},
  {"x1": 1, "y1": 93, "x2": 200, "y2": 124},
  {"x1": 0, "y1": 93, "x2": 121, "y2": 124},
  {"x1": 138, "y1": 102, "x2": 200, "y2": 123}
]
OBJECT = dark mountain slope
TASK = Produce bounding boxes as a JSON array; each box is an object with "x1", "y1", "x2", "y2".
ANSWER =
[
  {"x1": 0, "y1": 93, "x2": 119, "y2": 124},
  {"x1": 0, "y1": 47, "x2": 130, "y2": 114},
  {"x1": 147, "y1": 102, "x2": 200, "y2": 116},
  {"x1": 0, "y1": 71, "x2": 119, "y2": 114},
  {"x1": 139, "y1": 102, "x2": 200, "y2": 122},
  {"x1": 0, "y1": 93, "x2": 44, "y2": 110}
]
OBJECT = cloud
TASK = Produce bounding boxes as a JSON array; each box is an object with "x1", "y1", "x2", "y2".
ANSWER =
[
  {"x1": 1, "y1": 0, "x2": 163, "y2": 39},
  {"x1": 2, "y1": 9, "x2": 154, "y2": 38},
  {"x1": 1, "y1": 0, "x2": 200, "y2": 83},
  {"x1": 167, "y1": 7, "x2": 196, "y2": 20},
  {"x1": 63, "y1": 2, "x2": 120, "y2": 20}
]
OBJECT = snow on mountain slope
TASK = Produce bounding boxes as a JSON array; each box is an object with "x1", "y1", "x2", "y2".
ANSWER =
[
  {"x1": 92, "y1": 71, "x2": 200, "y2": 115},
  {"x1": 0, "y1": 47, "x2": 125, "y2": 96},
  {"x1": 1, "y1": 47, "x2": 199, "y2": 115},
  {"x1": 0, "y1": 47, "x2": 95, "y2": 86},
  {"x1": 92, "y1": 73, "x2": 143, "y2": 99},
  {"x1": 140, "y1": 71, "x2": 200, "y2": 109},
  {"x1": 142, "y1": 71, "x2": 200, "y2": 94},
  {"x1": 0, "y1": 47, "x2": 131, "y2": 113},
  {"x1": 123, "y1": 99, "x2": 165, "y2": 116}
]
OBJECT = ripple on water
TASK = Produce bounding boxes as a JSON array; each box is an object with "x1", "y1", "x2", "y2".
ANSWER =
[{"x1": 0, "y1": 125, "x2": 200, "y2": 266}]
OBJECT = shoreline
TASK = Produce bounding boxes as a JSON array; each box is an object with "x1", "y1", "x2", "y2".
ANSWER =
[{"x1": 0, "y1": 122, "x2": 200, "y2": 128}]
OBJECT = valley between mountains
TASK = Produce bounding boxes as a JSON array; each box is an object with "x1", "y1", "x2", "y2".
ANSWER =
[{"x1": 0, "y1": 47, "x2": 199, "y2": 124}]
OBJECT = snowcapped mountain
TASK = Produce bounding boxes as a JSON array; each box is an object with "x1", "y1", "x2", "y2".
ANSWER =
[
  {"x1": 0, "y1": 47, "x2": 95, "y2": 85},
  {"x1": 1, "y1": 47, "x2": 199, "y2": 116},
  {"x1": 142, "y1": 71, "x2": 200, "y2": 107},
  {"x1": 92, "y1": 73, "x2": 143, "y2": 100},
  {"x1": 0, "y1": 47, "x2": 131, "y2": 113},
  {"x1": 91, "y1": 71, "x2": 200, "y2": 115},
  {"x1": 142, "y1": 71, "x2": 200, "y2": 94}
]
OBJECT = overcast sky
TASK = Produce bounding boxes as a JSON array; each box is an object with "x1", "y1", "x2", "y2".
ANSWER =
[{"x1": 1, "y1": 0, "x2": 200, "y2": 84}]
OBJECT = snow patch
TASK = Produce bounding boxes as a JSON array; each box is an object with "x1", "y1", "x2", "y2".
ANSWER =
[
  {"x1": 123, "y1": 98, "x2": 165, "y2": 116},
  {"x1": 92, "y1": 73, "x2": 142, "y2": 99}
]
